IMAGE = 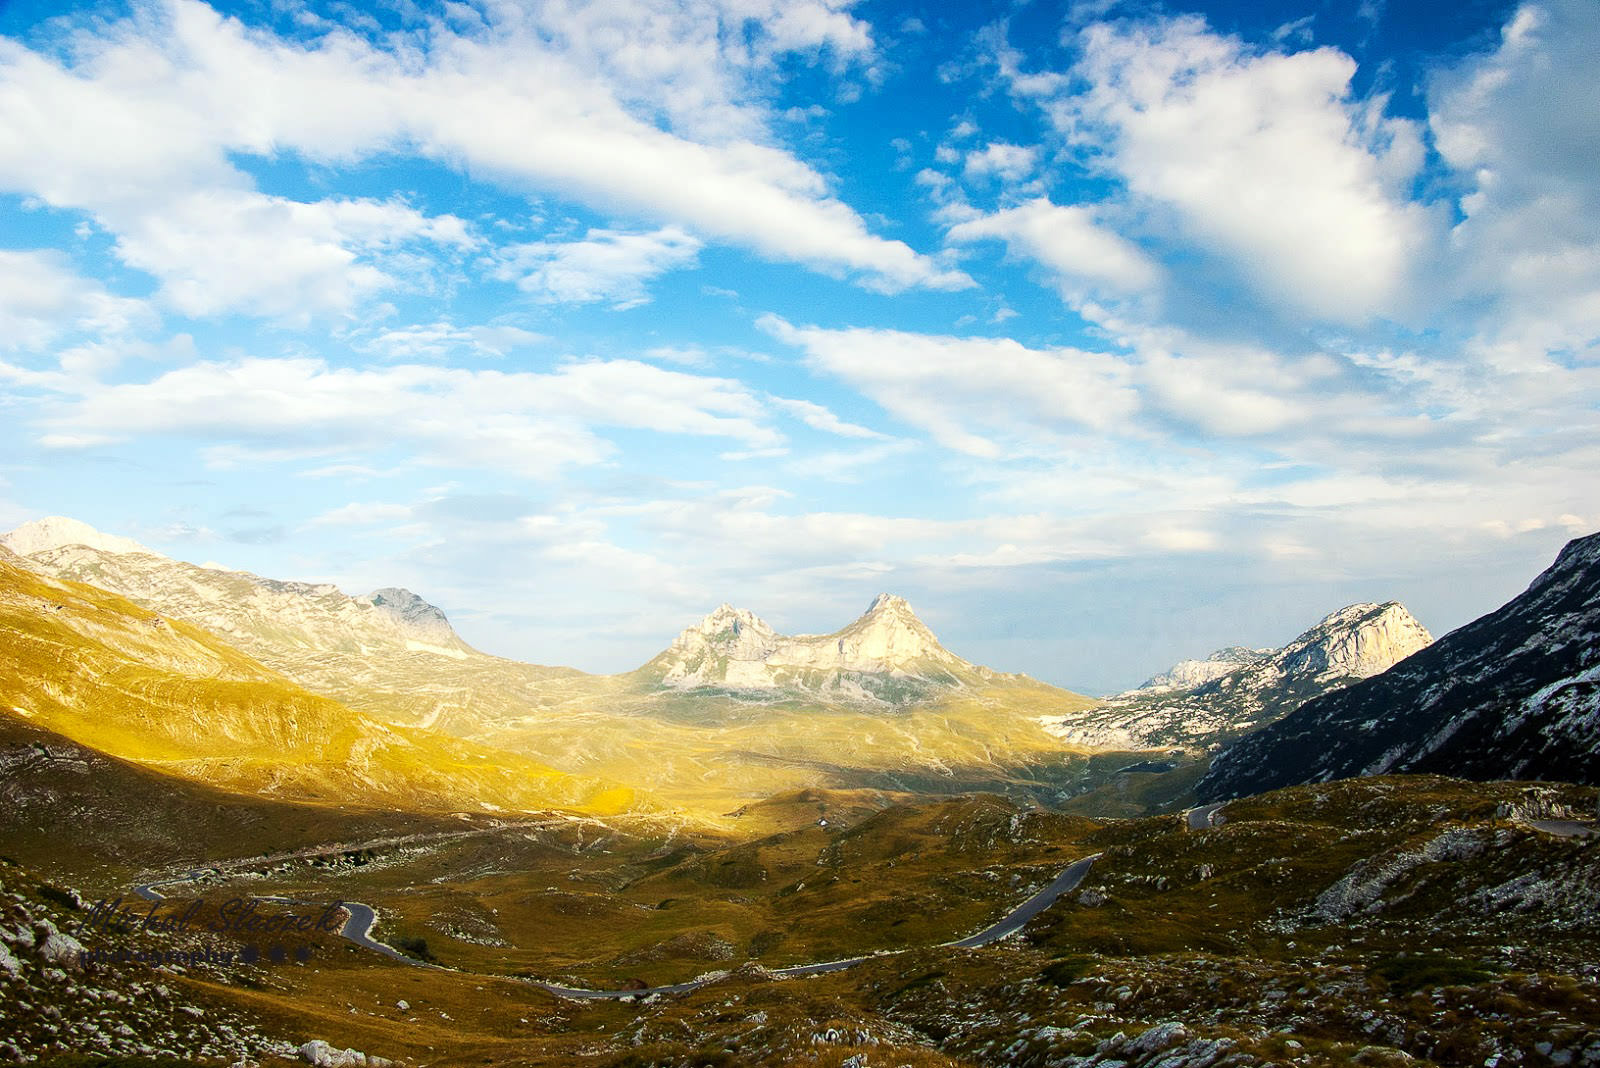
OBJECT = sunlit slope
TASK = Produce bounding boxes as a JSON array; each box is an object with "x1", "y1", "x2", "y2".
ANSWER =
[
  {"x1": 7, "y1": 525, "x2": 1099, "y2": 814},
  {"x1": 0, "y1": 553, "x2": 639, "y2": 816},
  {"x1": 16, "y1": 537, "x2": 591, "y2": 737},
  {"x1": 475, "y1": 678, "x2": 1100, "y2": 813}
]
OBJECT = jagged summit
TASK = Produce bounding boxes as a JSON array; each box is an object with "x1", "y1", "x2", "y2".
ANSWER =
[
  {"x1": 1042, "y1": 599, "x2": 1434, "y2": 751},
  {"x1": 1, "y1": 516, "x2": 153, "y2": 557},
  {"x1": 645, "y1": 593, "x2": 994, "y2": 702},
  {"x1": 1136, "y1": 646, "x2": 1271, "y2": 694},
  {"x1": 1278, "y1": 601, "x2": 1431, "y2": 681}
]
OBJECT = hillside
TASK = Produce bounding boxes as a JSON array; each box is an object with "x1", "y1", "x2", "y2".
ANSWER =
[
  {"x1": 1198, "y1": 532, "x2": 1600, "y2": 800},
  {"x1": 8, "y1": 774, "x2": 1595, "y2": 1068},
  {"x1": 0, "y1": 550, "x2": 639, "y2": 817}
]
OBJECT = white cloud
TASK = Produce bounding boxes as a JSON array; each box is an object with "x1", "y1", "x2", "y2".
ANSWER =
[
  {"x1": 496, "y1": 226, "x2": 702, "y2": 308},
  {"x1": 767, "y1": 395, "x2": 888, "y2": 439},
  {"x1": 0, "y1": 0, "x2": 966, "y2": 308},
  {"x1": 961, "y1": 141, "x2": 1039, "y2": 183},
  {"x1": 113, "y1": 189, "x2": 474, "y2": 321},
  {"x1": 947, "y1": 198, "x2": 1160, "y2": 297},
  {"x1": 760, "y1": 315, "x2": 1139, "y2": 457},
  {"x1": 360, "y1": 322, "x2": 546, "y2": 361},
  {"x1": 36, "y1": 356, "x2": 783, "y2": 472},
  {"x1": 1429, "y1": 0, "x2": 1600, "y2": 352},
  {"x1": 0, "y1": 249, "x2": 152, "y2": 350},
  {"x1": 1009, "y1": 15, "x2": 1429, "y2": 322}
]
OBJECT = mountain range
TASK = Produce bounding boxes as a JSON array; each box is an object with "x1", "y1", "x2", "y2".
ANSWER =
[
  {"x1": 1198, "y1": 531, "x2": 1600, "y2": 800},
  {"x1": 1041, "y1": 601, "x2": 1433, "y2": 751},
  {"x1": 1, "y1": 518, "x2": 1097, "y2": 814},
  {"x1": 0, "y1": 545, "x2": 637, "y2": 817},
  {"x1": 6, "y1": 514, "x2": 1597, "y2": 821}
]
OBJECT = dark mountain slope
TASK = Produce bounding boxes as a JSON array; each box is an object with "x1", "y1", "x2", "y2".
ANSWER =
[{"x1": 1198, "y1": 532, "x2": 1600, "y2": 800}]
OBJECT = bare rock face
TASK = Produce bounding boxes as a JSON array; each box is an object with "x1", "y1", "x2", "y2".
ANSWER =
[
  {"x1": 1277, "y1": 602, "x2": 1434, "y2": 681},
  {"x1": 368, "y1": 587, "x2": 459, "y2": 646},
  {"x1": 1137, "y1": 647, "x2": 1270, "y2": 693},
  {"x1": 645, "y1": 594, "x2": 995, "y2": 702},
  {"x1": 1041, "y1": 602, "x2": 1433, "y2": 751}
]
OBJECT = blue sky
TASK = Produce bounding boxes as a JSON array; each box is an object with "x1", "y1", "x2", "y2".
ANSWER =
[{"x1": 1, "y1": 0, "x2": 1596, "y2": 693}]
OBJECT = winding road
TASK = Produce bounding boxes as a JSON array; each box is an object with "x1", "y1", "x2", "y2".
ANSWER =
[
  {"x1": 130, "y1": 845, "x2": 1103, "y2": 1000},
  {"x1": 1185, "y1": 802, "x2": 1227, "y2": 831}
]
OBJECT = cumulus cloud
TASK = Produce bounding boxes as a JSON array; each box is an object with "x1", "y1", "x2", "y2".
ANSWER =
[
  {"x1": 946, "y1": 198, "x2": 1160, "y2": 297},
  {"x1": 961, "y1": 142, "x2": 1039, "y2": 183},
  {"x1": 0, "y1": 250, "x2": 152, "y2": 350},
  {"x1": 0, "y1": 0, "x2": 965, "y2": 315},
  {"x1": 496, "y1": 226, "x2": 702, "y2": 308},
  {"x1": 1429, "y1": 0, "x2": 1600, "y2": 352},
  {"x1": 999, "y1": 14, "x2": 1430, "y2": 322},
  {"x1": 759, "y1": 315, "x2": 1139, "y2": 457}
]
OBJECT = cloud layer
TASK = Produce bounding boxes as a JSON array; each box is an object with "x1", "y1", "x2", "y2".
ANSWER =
[{"x1": 1, "y1": 0, "x2": 1596, "y2": 691}]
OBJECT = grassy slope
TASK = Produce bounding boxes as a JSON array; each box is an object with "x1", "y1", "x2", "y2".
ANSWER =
[
  {"x1": 0, "y1": 556, "x2": 640, "y2": 818},
  {"x1": 19, "y1": 543, "x2": 1106, "y2": 818}
]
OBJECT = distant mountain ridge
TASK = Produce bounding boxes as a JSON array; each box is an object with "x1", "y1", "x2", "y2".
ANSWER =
[
  {"x1": 1041, "y1": 601, "x2": 1433, "y2": 751},
  {"x1": 0, "y1": 515, "x2": 154, "y2": 558},
  {"x1": 641, "y1": 593, "x2": 1006, "y2": 704},
  {"x1": 0, "y1": 552, "x2": 639, "y2": 816},
  {"x1": 1197, "y1": 532, "x2": 1600, "y2": 800},
  {"x1": 3, "y1": 516, "x2": 1097, "y2": 813}
]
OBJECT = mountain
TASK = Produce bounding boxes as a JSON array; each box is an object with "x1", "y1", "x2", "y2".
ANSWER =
[
  {"x1": 1197, "y1": 532, "x2": 1600, "y2": 801},
  {"x1": 4, "y1": 518, "x2": 588, "y2": 736},
  {"x1": 1136, "y1": 645, "x2": 1271, "y2": 693},
  {"x1": 0, "y1": 551, "x2": 639, "y2": 817},
  {"x1": 3, "y1": 517, "x2": 1099, "y2": 814},
  {"x1": 638, "y1": 594, "x2": 1009, "y2": 704},
  {"x1": 1, "y1": 515, "x2": 153, "y2": 557},
  {"x1": 1041, "y1": 602, "x2": 1433, "y2": 751}
]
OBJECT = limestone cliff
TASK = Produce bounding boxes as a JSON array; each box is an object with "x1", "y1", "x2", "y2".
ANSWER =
[
  {"x1": 1041, "y1": 602, "x2": 1433, "y2": 751},
  {"x1": 643, "y1": 593, "x2": 1001, "y2": 703}
]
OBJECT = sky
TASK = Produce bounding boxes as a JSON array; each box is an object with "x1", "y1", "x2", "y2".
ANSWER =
[{"x1": 1, "y1": 0, "x2": 1596, "y2": 694}]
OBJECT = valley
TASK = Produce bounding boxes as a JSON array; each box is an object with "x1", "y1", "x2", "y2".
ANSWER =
[{"x1": 2, "y1": 518, "x2": 1599, "y2": 1067}]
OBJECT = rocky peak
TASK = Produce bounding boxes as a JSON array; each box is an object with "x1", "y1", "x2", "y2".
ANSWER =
[
  {"x1": 1136, "y1": 646, "x2": 1271, "y2": 694},
  {"x1": 1045, "y1": 599, "x2": 1434, "y2": 752},
  {"x1": 1, "y1": 516, "x2": 154, "y2": 558},
  {"x1": 368, "y1": 587, "x2": 457, "y2": 644},
  {"x1": 646, "y1": 594, "x2": 987, "y2": 699},
  {"x1": 1277, "y1": 601, "x2": 1433, "y2": 682},
  {"x1": 865, "y1": 592, "x2": 912, "y2": 615},
  {"x1": 836, "y1": 593, "x2": 950, "y2": 666},
  {"x1": 1197, "y1": 531, "x2": 1600, "y2": 800},
  {"x1": 670, "y1": 604, "x2": 779, "y2": 657}
]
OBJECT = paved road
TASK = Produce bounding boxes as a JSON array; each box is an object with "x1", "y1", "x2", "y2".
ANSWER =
[
  {"x1": 1186, "y1": 802, "x2": 1227, "y2": 831},
  {"x1": 536, "y1": 852, "x2": 1103, "y2": 1000},
  {"x1": 1529, "y1": 819, "x2": 1597, "y2": 838},
  {"x1": 943, "y1": 854, "x2": 1101, "y2": 949},
  {"x1": 131, "y1": 839, "x2": 1102, "y2": 1000}
]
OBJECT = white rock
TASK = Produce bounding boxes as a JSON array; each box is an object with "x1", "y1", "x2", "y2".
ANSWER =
[{"x1": 300, "y1": 1040, "x2": 367, "y2": 1067}]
